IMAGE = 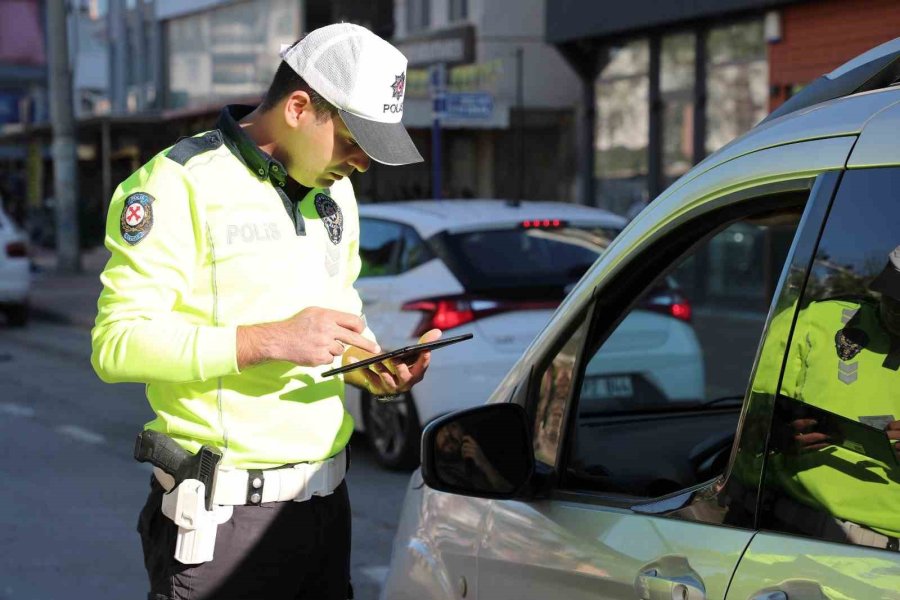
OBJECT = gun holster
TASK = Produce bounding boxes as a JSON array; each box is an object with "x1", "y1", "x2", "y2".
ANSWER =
[{"x1": 160, "y1": 479, "x2": 233, "y2": 564}]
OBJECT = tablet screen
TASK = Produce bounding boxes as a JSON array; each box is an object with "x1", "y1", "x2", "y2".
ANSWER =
[
  {"x1": 322, "y1": 333, "x2": 474, "y2": 377},
  {"x1": 774, "y1": 395, "x2": 898, "y2": 466}
]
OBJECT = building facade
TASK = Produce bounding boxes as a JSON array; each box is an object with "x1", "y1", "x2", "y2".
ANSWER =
[
  {"x1": 0, "y1": 0, "x2": 393, "y2": 247},
  {"x1": 547, "y1": 0, "x2": 900, "y2": 317},
  {"x1": 547, "y1": 0, "x2": 900, "y2": 215},
  {"x1": 0, "y1": 0, "x2": 47, "y2": 225},
  {"x1": 365, "y1": 0, "x2": 582, "y2": 203}
]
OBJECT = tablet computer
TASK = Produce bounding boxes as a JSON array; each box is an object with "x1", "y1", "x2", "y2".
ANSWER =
[
  {"x1": 322, "y1": 333, "x2": 474, "y2": 377},
  {"x1": 774, "y1": 394, "x2": 898, "y2": 466}
]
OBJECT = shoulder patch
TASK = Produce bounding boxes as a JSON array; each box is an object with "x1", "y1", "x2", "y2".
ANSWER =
[
  {"x1": 120, "y1": 192, "x2": 154, "y2": 245},
  {"x1": 315, "y1": 193, "x2": 343, "y2": 245},
  {"x1": 166, "y1": 131, "x2": 223, "y2": 166}
]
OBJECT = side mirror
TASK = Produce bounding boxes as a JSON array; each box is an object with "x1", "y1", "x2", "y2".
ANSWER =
[{"x1": 421, "y1": 403, "x2": 535, "y2": 499}]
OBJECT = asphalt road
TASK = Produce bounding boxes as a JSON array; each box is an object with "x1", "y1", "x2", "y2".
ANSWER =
[{"x1": 0, "y1": 321, "x2": 411, "y2": 600}]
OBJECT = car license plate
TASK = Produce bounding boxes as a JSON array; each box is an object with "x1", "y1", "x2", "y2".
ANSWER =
[{"x1": 582, "y1": 375, "x2": 633, "y2": 399}]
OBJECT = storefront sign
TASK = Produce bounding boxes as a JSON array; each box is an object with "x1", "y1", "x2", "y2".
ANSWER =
[
  {"x1": 444, "y1": 92, "x2": 494, "y2": 119},
  {"x1": 396, "y1": 25, "x2": 475, "y2": 67}
]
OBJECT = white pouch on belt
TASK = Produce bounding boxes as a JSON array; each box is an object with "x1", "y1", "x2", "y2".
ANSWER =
[{"x1": 161, "y1": 479, "x2": 233, "y2": 564}]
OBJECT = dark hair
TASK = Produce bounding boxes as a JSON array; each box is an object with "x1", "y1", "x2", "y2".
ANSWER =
[{"x1": 259, "y1": 60, "x2": 337, "y2": 120}]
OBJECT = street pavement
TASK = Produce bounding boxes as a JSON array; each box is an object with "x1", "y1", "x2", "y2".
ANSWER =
[
  {"x1": 27, "y1": 246, "x2": 108, "y2": 330},
  {"x1": 0, "y1": 251, "x2": 412, "y2": 599}
]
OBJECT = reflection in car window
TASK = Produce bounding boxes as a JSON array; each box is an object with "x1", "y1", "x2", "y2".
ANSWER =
[
  {"x1": 532, "y1": 317, "x2": 589, "y2": 466},
  {"x1": 359, "y1": 218, "x2": 403, "y2": 278},
  {"x1": 760, "y1": 168, "x2": 900, "y2": 552},
  {"x1": 566, "y1": 208, "x2": 803, "y2": 499}
]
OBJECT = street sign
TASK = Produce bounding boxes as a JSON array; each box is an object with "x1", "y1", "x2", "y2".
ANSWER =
[
  {"x1": 444, "y1": 92, "x2": 494, "y2": 119},
  {"x1": 429, "y1": 63, "x2": 447, "y2": 93},
  {"x1": 432, "y1": 95, "x2": 447, "y2": 117}
]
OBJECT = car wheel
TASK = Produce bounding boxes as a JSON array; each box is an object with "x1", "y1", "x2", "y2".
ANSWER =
[
  {"x1": 5, "y1": 303, "x2": 28, "y2": 327},
  {"x1": 362, "y1": 392, "x2": 421, "y2": 471}
]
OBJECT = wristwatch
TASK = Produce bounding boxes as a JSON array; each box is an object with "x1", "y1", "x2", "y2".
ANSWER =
[{"x1": 376, "y1": 394, "x2": 403, "y2": 404}]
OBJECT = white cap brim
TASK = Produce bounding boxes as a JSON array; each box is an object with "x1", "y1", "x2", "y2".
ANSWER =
[{"x1": 340, "y1": 109, "x2": 423, "y2": 166}]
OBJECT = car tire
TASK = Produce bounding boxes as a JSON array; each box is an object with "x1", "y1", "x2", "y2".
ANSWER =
[
  {"x1": 5, "y1": 303, "x2": 28, "y2": 327},
  {"x1": 362, "y1": 392, "x2": 421, "y2": 471}
]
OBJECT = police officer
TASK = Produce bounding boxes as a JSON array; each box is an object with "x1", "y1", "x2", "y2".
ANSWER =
[
  {"x1": 764, "y1": 245, "x2": 900, "y2": 550},
  {"x1": 91, "y1": 24, "x2": 438, "y2": 599}
]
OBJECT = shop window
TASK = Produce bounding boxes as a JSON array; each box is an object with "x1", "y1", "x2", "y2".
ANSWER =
[
  {"x1": 449, "y1": 0, "x2": 467, "y2": 21},
  {"x1": 595, "y1": 39, "x2": 650, "y2": 216},
  {"x1": 705, "y1": 20, "x2": 768, "y2": 154},
  {"x1": 661, "y1": 32, "x2": 696, "y2": 186},
  {"x1": 406, "y1": 0, "x2": 430, "y2": 33}
]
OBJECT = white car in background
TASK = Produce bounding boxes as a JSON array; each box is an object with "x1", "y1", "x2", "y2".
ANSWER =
[
  {"x1": 348, "y1": 200, "x2": 704, "y2": 469},
  {"x1": 0, "y1": 203, "x2": 30, "y2": 327}
]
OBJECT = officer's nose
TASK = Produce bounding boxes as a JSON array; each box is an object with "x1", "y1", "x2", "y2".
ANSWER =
[{"x1": 348, "y1": 147, "x2": 370, "y2": 173}]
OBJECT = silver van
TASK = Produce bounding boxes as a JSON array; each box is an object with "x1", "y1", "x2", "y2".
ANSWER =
[{"x1": 383, "y1": 38, "x2": 900, "y2": 599}]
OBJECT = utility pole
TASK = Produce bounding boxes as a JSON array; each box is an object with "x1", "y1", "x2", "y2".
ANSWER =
[
  {"x1": 108, "y1": 0, "x2": 127, "y2": 113},
  {"x1": 46, "y1": 0, "x2": 81, "y2": 273},
  {"x1": 514, "y1": 46, "x2": 524, "y2": 206},
  {"x1": 430, "y1": 63, "x2": 446, "y2": 201}
]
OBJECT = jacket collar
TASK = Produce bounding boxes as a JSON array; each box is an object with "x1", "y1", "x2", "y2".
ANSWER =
[{"x1": 217, "y1": 104, "x2": 292, "y2": 189}]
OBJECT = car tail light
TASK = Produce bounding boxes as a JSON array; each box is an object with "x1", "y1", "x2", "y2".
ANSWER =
[
  {"x1": 521, "y1": 219, "x2": 565, "y2": 229},
  {"x1": 5, "y1": 241, "x2": 27, "y2": 258},
  {"x1": 670, "y1": 301, "x2": 692, "y2": 321},
  {"x1": 642, "y1": 293, "x2": 692, "y2": 322},
  {"x1": 402, "y1": 295, "x2": 560, "y2": 337}
]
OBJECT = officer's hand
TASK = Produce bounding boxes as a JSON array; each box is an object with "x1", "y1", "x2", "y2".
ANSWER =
[
  {"x1": 789, "y1": 418, "x2": 832, "y2": 453},
  {"x1": 886, "y1": 420, "x2": 900, "y2": 460},
  {"x1": 347, "y1": 329, "x2": 441, "y2": 395},
  {"x1": 237, "y1": 307, "x2": 380, "y2": 369}
]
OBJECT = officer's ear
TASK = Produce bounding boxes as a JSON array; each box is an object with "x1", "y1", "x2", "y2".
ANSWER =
[{"x1": 283, "y1": 90, "x2": 315, "y2": 130}]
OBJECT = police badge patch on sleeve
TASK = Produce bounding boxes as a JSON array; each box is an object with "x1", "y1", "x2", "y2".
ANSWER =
[
  {"x1": 314, "y1": 193, "x2": 343, "y2": 245},
  {"x1": 120, "y1": 192, "x2": 155, "y2": 245}
]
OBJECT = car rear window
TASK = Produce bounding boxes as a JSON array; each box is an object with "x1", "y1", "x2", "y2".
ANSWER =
[{"x1": 435, "y1": 225, "x2": 620, "y2": 298}]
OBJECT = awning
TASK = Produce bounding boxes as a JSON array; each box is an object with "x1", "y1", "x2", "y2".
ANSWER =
[{"x1": 545, "y1": 0, "x2": 798, "y2": 44}]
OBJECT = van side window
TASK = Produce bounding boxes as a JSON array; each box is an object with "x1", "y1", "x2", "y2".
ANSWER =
[
  {"x1": 759, "y1": 167, "x2": 900, "y2": 551},
  {"x1": 531, "y1": 315, "x2": 590, "y2": 466},
  {"x1": 563, "y1": 208, "x2": 803, "y2": 499}
]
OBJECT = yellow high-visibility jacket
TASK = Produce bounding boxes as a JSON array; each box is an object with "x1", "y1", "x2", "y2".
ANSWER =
[{"x1": 92, "y1": 106, "x2": 371, "y2": 469}]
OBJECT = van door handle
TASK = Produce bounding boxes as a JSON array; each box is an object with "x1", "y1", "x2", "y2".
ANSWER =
[
  {"x1": 635, "y1": 567, "x2": 706, "y2": 600},
  {"x1": 749, "y1": 579, "x2": 830, "y2": 600}
]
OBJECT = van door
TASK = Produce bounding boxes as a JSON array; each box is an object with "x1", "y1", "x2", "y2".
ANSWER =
[
  {"x1": 727, "y1": 168, "x2": 900, "y2": 598},
  {"x1": 477, "y1": 168, "x2": 840, "y2": 598}
]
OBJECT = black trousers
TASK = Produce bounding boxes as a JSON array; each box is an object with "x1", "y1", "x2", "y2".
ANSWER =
[{"x1": 138, "y1": 477, "x2": 352, "y2": 600}]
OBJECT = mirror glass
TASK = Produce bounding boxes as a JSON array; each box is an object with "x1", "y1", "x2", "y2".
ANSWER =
[{"x1": 430, "y1": 405, "x2": 532, "y2": 496}]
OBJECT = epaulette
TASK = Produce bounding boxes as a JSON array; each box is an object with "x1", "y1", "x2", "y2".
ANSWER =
[{"x1": 166, "y1": 131, "x2": 224, "y2": 166}]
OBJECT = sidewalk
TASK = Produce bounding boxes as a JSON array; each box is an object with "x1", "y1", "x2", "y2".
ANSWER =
[{"x1": 29, "y1": 246, "x2": 109, "y2": 329}]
